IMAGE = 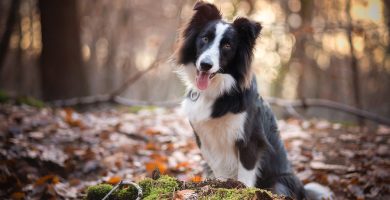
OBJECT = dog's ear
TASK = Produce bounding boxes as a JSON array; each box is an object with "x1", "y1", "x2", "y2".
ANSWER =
[
  {"x1": 232, "y1": 18, "x2": 262, "y2": 89},
  {"x1": 233, "y1": 17, "x2": 262, "y2": 46},
  {"x1": 176, "y1": 1, "x2": 221, "y2": 65},
  {"x1": 191, "y1": 1, "x2": 222, "y2": 29}
]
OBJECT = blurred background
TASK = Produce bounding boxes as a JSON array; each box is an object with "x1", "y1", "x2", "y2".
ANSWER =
[{"x1": 0, "y1": 0, "x2": 389, "y2": 123}]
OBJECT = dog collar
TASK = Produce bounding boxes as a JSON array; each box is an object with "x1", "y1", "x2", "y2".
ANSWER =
[{"x1": 188, "y1": 90, "x2": 200, "y2": 102}]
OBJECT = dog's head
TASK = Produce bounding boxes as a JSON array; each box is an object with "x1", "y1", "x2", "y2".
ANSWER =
[{"x1": 176, "y1": 1, "x2": 261, "y2": 92}]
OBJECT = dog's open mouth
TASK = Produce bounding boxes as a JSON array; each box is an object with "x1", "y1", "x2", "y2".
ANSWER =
[{"x1": 196, "y1": 70, "x2": 216, "y2": 90}]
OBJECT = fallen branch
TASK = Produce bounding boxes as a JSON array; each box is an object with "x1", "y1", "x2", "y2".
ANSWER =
[
  {"x1": 109, "y1": 57, "x2": 164, "y2": 98},
  {"x1": 114, "y1": 96, "x2": 180, "y2": 108},
  {"x1": 109, "y1": 0, "x2": 184, "y2": 99},
  {"x1": 46, "y1": 96, "x2": 390, "y2": 126},
  {"x1": 101, "y1": 180, "x2": 142, "y2": 200},
  {"x1": 266, "y1": 97, "x2": 390, "y2": 126}
]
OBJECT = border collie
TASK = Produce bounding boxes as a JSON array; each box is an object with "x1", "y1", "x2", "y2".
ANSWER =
[{"x1": 175, "y1": 2, "x2": 332, "y2": 199}]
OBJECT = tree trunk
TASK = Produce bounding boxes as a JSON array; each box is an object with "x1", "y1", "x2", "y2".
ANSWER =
[
  {"x1": 295, "y1": 0, "x2": 313, "y2": 99},
  {"x1": 383, "y1": 0, "x2": 390, "y2": 56},
  {"x1": 346, "y1": 0, "x2": 363, "y2": 125},
  {"x1": 0, "y1": 0, "x2": 20, "y2": 74},
  {"x1": 384, "y1": 0, "x2": 390, "y2": 38},
  {"x1": 39, "y1": 0, "x2": 87, "y2": 100}
]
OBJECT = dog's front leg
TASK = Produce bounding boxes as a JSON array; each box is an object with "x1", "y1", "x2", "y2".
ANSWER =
[
  {"x1": 236, "y1": 139, "x2": 259, "y2": 187},
  {"x1": 237, "y1": 160, "x2": 257, "y2": 187}
]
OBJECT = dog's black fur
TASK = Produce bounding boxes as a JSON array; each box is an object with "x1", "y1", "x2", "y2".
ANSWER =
[{"x1": 176, "y1": 2, "x2": 306, "y2": 199}]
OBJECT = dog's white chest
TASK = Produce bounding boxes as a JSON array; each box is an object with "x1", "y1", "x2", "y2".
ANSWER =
[
  {"x1": 182, "y1": 92, "x2": 214, "y2": 122},
  {"x1": 183, "y1": 97, "x2": 247, "y2": 179},
  {"x1": 194, "y1": 112, "x2": 247, "y2": 179}
]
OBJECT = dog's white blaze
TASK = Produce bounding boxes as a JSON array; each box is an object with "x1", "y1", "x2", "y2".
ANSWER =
[
  {"x1": 192, "y1": 112, "x2": 247, "y2": 180},
  {"x1": 196, "y1": 22, "x2": 229, "y2": 73},
  {"x1": 238, "y1": 162, "x2": 258, "y2": 187}
]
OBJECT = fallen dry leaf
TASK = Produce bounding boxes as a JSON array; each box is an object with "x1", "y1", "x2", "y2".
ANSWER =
[
  {"x1": 1, "y1": 104, "x2": 389, "y2": 199},
  {"x1": 174, "y1": 189, "x2": 197, "y2": 200},
  {"x1": 106, "y1": 176, "x2": 122, "y2": 185},
  {"x1": 191, "y1": 175, "x2": 202, "y2": 183},
  {"x1": 10, "y1": 192, "x2": 25, "y2": 200},
  {"x1": 146, "y1": 161, "x2": 167, "y2": 174},
  {"x1": 34, "y1": 175, "x2": 59, "y2": 186}
]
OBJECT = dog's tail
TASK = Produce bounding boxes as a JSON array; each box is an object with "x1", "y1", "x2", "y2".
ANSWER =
[{"x1": 304, "y1": 182, "x2": 335, "y2": 200}]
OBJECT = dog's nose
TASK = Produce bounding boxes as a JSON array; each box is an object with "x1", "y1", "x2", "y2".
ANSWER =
[
  {"x1": 200, "y1": 62, "x2": 212, "y2": 71},
  {"x1": 200, "y1": 59, "x2": 213, "y2": 71}
]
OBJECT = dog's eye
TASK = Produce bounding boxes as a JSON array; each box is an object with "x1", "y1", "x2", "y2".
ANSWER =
[
  {"x1": 223, "y1": 43, "x2": 231, "y2": 50},
  {"x1": 202, "y1": 37, "x2": 209, "y2": 43}
]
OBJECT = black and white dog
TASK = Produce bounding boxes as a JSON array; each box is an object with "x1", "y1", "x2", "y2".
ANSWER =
[{"x1": 176, "y1": 2, "x2": 331, "y2": 199}]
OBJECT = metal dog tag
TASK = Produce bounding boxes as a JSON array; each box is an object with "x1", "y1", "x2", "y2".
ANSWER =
[{"x1": 189, "y1": 90, "x2": 200, "y2": 102}]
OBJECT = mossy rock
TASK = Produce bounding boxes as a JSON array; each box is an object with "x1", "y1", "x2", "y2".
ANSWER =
[
  {"x1": 86, "y1": 175, "x2": 286, "y2": 200},
  {"x1": 140, "y1": 176, "x2": 179, "y2": 199},
  {"x1": 87, "y1": 184, "x2": 113, "y2": 200}
]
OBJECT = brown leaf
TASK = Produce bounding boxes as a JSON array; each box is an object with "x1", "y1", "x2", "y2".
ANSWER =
[
  {"x1": 10, "y1": 192, "x2": 25, "y2": 200},
  {"x1": 191, "y1": 175, "x2": 202, "y2": 183},
  {"x1": 146, "y1": 161, "x2": 167, "y2": 174},
  {"x1": 174, "y1": 190, "x2": 196, "y2": 200},
  {"x1": 64, "y1": 108, "x2": 84, "y2": 127},
  {"x1": 176, "y1": 162, "x2": 189, "y2": 171},
  {"x1": 144, "y1": 127, "x2": 161, "y2": 136},
  {"x1": 107, "y1": 176, "x2": 122, "y2": 185},
  {"x1": 150, "y1": 153, "x2": 167, "y2": 162},
  {"x1": 34, "y1": 175, "x2": 59, "y2": 186},
  {"x1": 146, "y1": 142, "x2": 159, "y2": 150}
]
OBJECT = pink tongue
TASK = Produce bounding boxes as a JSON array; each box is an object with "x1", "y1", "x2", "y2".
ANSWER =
[{"x1": 196, "y1": 72, "x2": 210, "y2": 90}]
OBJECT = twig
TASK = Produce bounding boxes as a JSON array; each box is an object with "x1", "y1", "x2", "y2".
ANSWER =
[
  {"x1": 114, "y1": 96, "x2": 180, "y2": 108},
  {"x1": 101, "y1": 180, "x2": 142, "y2": 200},
  {"x1": 109, "y1": 57, "x2": 164, "y2": 98},
  {"x1": 285, "y1": 105, "x2": 304, "y2": 120}
]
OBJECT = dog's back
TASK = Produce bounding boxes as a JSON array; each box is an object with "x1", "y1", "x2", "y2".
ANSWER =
[{"x1": 254, "y1": 95, "x2": 306, "y2": 199}]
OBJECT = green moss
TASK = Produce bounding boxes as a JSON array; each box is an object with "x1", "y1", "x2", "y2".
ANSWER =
[
  {"x1": 86, "y1": 176, "x2": 179, "y2": 200},
  {"x1": 0, "y1": 90, "x2": 9, "y2": 103},
  {"x1": 85, "y1": 176, "x2": 281, "y2": 200},
  {"x1": 117, "y1": 186, "x2": 138, "y2": 200},
  {"x1": 138, "y1": 178, "x2": 153, "y2": 197},
  {"x1": 128, "y1": 106, "x2": 157, "y2": 113},
  {"x1": 17, "y1": 96, "x2": 45, "y2": 108},
  {"x1": 204, "y1": 188, "x2": 258, "y2": 200},
  {"x1": 140, "y1": 175, "x2": 179, "y2": 200},
  {"x1": 86, "y1": 184, "x2": 113, "y2": 200}
]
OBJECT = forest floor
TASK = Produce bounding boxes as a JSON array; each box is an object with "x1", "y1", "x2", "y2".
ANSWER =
[{"x1": 0, "y1": 103, "x2": 389, "y2": 199}]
